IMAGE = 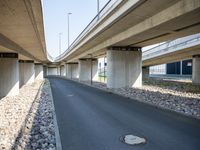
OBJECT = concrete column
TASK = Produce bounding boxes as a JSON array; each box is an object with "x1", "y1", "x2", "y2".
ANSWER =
[
  {"x1": 66, "y1": 63, "x2": 79, "y2": 79},
  {"x1": 66, "y1": 63, "x2": 72, "y2": 79},
  {"x1": 57, "y1": 66, "x2": 61, "y2": 76},
  {"x1": 43, "y1": 65, "x2": 47, "y2": 77},
  {"x1": 48, "y1": 67, "x2": 58, "y2": 75},
  {"x1": 107, "y1": 47, "x2": 142, "y2": 88},
  {"x1": 35, "y1": 64, "x2": 44, "y2": 80},
  {"x1": 0, "y1": 53, "x2": 19, "y2": 97},
  {"x1": 20, "y1": 60, "x2": 35, "y2": 84},
  {"x1": 142, "y1": 66, "x2": 149, "y2": 79},
  {"x1": 72, "y1": 63, "x2": 79, "y2": 79},
  {"x1": 60, "y1": 65, "x2": 65, "y2": 76},
  {"x1": 192, "y1": 55, "x2": 200, "y2": 85},
  {"x1": 19, "y1": 61, "x2": 24, "y2": 87},
  {"x1": 78, "y1": 59, "x2": 98, "y2": 82}
]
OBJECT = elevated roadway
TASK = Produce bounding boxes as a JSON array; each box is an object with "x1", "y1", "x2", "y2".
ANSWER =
[
  {"x1": 0, "y1": 0, "x2": 48, "y2": 62},
  {"x1": 54, "y1": 0, "x2": 200, "y2": 88}
]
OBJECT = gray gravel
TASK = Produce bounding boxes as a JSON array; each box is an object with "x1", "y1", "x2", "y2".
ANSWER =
[
  {"x1": 72, "y1": 78, "x2": 200, "y2": 119},
  {"x1": 0, "y1": 80, "x2": 56, "y2": 150}
]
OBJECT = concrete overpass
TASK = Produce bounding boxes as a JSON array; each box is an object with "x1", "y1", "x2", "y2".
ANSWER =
[
  {"x1": 143, "y1": 33, "x2": 200, "y2": 66},
  {"x1": 0, "y1": 0, "x2": 48, "y2": 97},
  {"x1": 142, "y1": 33, "x2": 200, "y2": 83},
  {"x1": 54, "y1": 0, "x2": 200, "y2": 88},
  {"x1": 1, "y1": 0, "x2": 200, "y2": 97}
]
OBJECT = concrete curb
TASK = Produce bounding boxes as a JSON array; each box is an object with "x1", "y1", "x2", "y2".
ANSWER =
[
  {"x1": 57, "y1": 76, "x2": 200, "y2": 120},
  {"x1": 47, "y1": 79, "x2": 63, "y2": 150}
]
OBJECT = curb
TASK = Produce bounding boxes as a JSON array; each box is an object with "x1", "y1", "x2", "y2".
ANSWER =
[{"x1": 47, "y1": 80, "x2": 63, "y2": 150}]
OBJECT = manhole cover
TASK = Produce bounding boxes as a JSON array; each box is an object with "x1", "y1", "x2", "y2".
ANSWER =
[{"x1": 120, "y1": 134, "x2": 146, "y2": 145}]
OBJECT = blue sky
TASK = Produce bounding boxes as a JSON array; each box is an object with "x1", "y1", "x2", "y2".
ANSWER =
[{"x1": 42, "y1": 0, "x2": 109, "y2": 57}]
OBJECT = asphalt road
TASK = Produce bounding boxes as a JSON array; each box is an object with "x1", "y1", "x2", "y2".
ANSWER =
[{"x1": 48, "y1": 77, "x2": 200, "y2": 150}]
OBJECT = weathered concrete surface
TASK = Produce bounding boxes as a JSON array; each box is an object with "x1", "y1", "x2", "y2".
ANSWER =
[
  {"x1": 0, "y1": 57, "x2": 19, "y2": 97},
  {"x1": 107, "y1": 48, "x2": 142, "y2": 88},
  {"x1": 35, "y1": 64, "x2": 44, "y2": 80},
  {"x1": 192, "y1": 55, "x2": 200, "y2": 85},
  {"x1": 79, "y1": 59, "x2": 98, "y2": 82}
]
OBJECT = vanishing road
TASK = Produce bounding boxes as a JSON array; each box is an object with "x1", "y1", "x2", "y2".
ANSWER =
[{"x1": 48, "y1": 77, "x2": 200, "y2": 150}]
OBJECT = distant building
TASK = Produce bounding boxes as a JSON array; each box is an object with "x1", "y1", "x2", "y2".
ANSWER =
[{"x1": 150, "y1": 59, "x2": 192, "y2": 75}]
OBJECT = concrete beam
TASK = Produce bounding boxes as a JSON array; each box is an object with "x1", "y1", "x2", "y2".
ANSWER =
[
  {"x1": 107, "y1": 47, "x2": 142, "y2": 88},
  {"x1": 0, "y1": 53, "x2": 19, "y2": 97}
]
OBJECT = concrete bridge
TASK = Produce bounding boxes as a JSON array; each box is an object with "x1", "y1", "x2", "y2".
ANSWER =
[
  {"x1": 54, "y1": 0, "x2": 200, "y2": 88},
  {"x1": 0, "y1": 0, "x2": 200, "y2": 97}
]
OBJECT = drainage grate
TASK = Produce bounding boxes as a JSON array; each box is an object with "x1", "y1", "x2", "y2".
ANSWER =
[{"x1": 120, "y1": 134, "x2": 146, "y2": 145}]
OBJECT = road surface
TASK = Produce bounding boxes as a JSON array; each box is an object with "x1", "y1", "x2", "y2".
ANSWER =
[{"x1": 48, "y1": 77, "x2": 200, "y2": 150}]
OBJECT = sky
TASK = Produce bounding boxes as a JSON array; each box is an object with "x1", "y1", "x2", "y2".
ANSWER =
[{"x1": 42, "y1": 0, "x2": 109, "y2": 57}]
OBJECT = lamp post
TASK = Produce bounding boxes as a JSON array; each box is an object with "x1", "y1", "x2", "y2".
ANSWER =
[
  {"x1": 97, "y1": 0, "x2": 100, "y2": 20},
  {"x1": 67, "y1": 12, "x2": 72, "y2": 49},
  {"x1": 59, "y1": 32, "x2": 62, "y2": 58}
]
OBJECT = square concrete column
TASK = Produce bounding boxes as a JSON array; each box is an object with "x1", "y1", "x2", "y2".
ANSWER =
[
  {"x1": 107, "y1": 47, "x2": 142, "y2": 88},
  {"x1": 57, "y1": 66, "x2": 61, "y2": 76},
  {"x1": 192, "y1": 55, "x2": 200, "y2": 85},
  {"x1": 35, "y1": 63, "x2": 44, "y2": 80},
  {"x1": 60, "y1": 65, "x2": 65, "y2": 76},
  {"x1": 0, "y1": 53, "x2": 19, "y2": 97},
  {"x1": 43, "y1": 65, "x2": 48, "y2": 77},
  {"x1": 142, "y1": 66, "x2": 149, "y2": 79},
  {"x1": 19, "y1": 61, "x2": 24, "y2": 87},
  {"x1": 78, "y1": 59, "x2": 98, "y2": 82},
  {"x1": 66, "y1": 63, "x2": 79, "y2": 79},
  {"x1": 24, "y1": 61, "x2": 35, "y2": 84},
  {"x1": 48, "y1": 67, "x2": 58, "y2": 75}
]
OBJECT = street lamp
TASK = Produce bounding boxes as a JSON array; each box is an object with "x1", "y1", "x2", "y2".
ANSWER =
[
  {"x1": 67, "y1": 12, "x2": 72, "y2": 49},
  {"x1": 97, "y1": 0, "x2": 100, "y2": 20}
]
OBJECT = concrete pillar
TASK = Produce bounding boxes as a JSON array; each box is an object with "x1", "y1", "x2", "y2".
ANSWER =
[
  {"x1": 48, "y1": 67, "x2": 58, "y2": 75},
  {"x1": 107, "y1": 47, "x2": 142, "y2": 88},
  {"x1": 43, "y1": 65, "x2": 47, "y2": 77},
  {"x1": 78, "y1": 59, "x2": 98, "y2": 82},
  {"x1": 35, "y1": 64, "x2": 44, "y2": 80},
  {"x1": 192, "y1": 55, "x2": 200, "y2": 85},
  {"x1": 19, "y1": 61, "x2": 24, "y2": 87},
  {"x1": 0, "y1": 53, "x2": 19, "y2": 97},
  {"x1": 66, "y1": 63, "x2": 79, "y2": 79},
  {"x1": 60, "y1": 65, "x2": 65, "y2": 76},
  {"x1": 24, "y1": 61, "x2": 35, "y2": 84},
  {"x1": 57, "y1": 66, "x2": 61, "y2": 76},
  {"x1": 142, "y1": 66, "x2": 149, "y2": 79}
]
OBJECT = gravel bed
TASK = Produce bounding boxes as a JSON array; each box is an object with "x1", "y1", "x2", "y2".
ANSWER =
[
  {"x1": 72, "y1": 78, "x2": 200, "y2": 119},
  {"x1": 0, "y1": 80, "x2": 56, "y2": 150}
]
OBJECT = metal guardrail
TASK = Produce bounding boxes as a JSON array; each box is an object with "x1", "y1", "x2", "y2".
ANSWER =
[
  {"x1": 51, "y1": 0, "x2": 120, "y2": 62},
  {"x1": 143, "y1": 33, "x2": 200, "y2": 60}
]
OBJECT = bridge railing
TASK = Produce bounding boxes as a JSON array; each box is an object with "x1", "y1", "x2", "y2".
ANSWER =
[
  {"x1": 142, "y1": 33, "x2": 200, "y2": 60},
  {"x1": 53, "y1": 0, "x2": 121, "y2": 62}
]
